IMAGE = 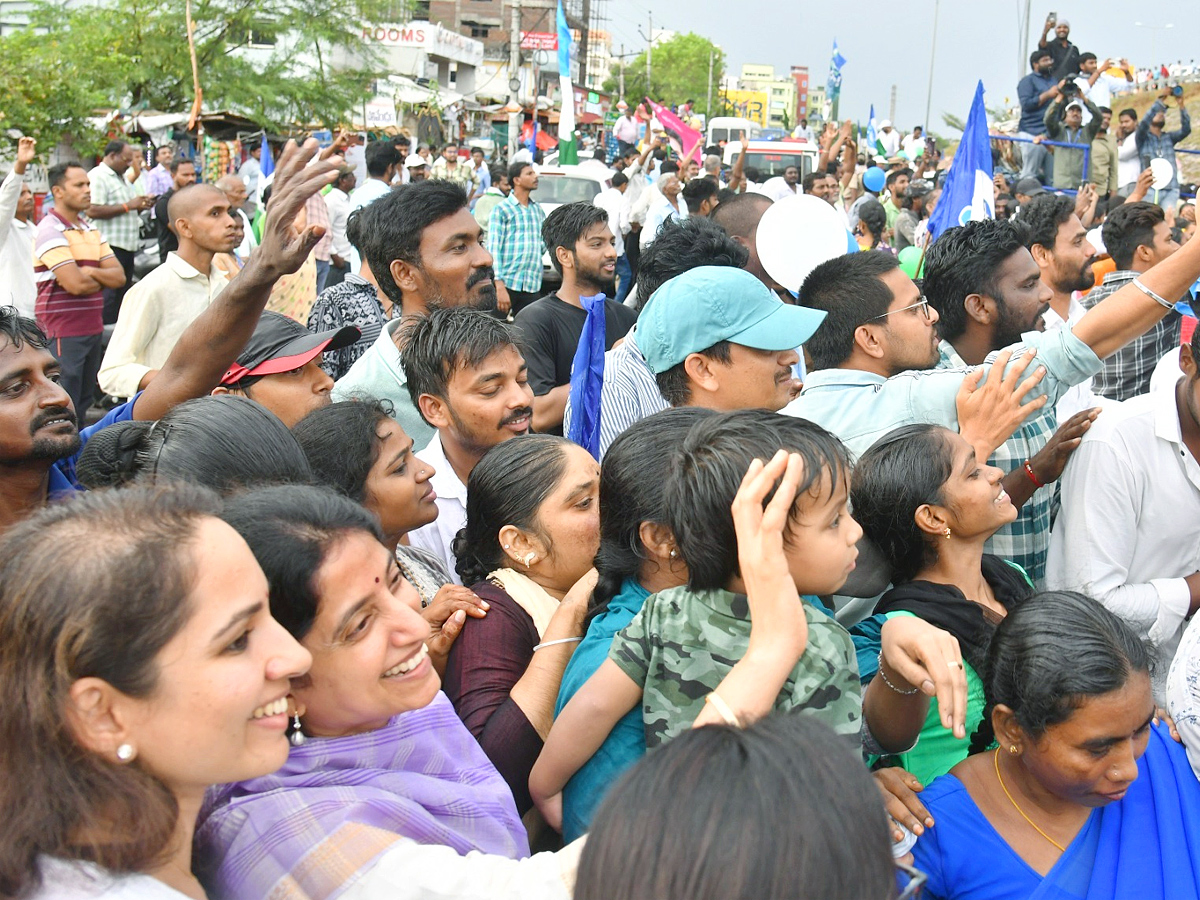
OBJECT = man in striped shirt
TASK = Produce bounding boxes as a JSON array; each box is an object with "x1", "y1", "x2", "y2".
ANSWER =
[{"x1": 34, "y1": 162, "x2": 126, "y2": 420}]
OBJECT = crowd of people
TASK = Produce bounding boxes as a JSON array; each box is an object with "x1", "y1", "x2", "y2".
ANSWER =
[{"x1": 2, "y1": 15, "x2": 1200, "y2": 897}]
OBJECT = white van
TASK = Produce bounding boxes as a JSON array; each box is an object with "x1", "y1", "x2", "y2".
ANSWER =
[
  {"x1": 723, "y1": 139, "x2": 820, "y2": 180},
  {"x1": 706, "y1": 117, "x2": 761, "y2": 148}
]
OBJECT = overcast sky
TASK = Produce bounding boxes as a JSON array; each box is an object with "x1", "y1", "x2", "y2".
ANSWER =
[{"x1": 600, "y1": 0, "x2": 1200, "y2": 133}]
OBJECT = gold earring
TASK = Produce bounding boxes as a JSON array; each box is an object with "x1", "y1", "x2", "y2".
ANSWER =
[
  {"x1": 944, "y1": 527, "x2": 952, "y2": 539},
  {"x1": 1009, "y1": 745, "x2": 1018, "y2": 755}
]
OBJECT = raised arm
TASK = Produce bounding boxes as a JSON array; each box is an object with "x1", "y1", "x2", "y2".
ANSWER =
[
  {"x1": 130, "y1": 139, "x2": 340, "y2": 421},
  {"x1": 1072, "y1": 221, "x2": 1200, "y2": 361},
  {"x1": 0, "y1": 136, "x2": 34, "y2": 223}
]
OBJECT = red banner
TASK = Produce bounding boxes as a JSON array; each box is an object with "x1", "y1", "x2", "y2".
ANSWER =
[{"x1": 520, "y1": 31, "x2": 557, "y2": 51}]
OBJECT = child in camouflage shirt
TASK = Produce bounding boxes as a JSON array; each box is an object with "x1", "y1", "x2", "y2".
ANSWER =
[{"x1": 533, "y1": 412, "x2": 970, "y2": 826}]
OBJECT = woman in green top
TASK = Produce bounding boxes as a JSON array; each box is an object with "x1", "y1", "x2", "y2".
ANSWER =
[{"x1": 851, "y1": 423, "x2": 1034, "y2": 785}]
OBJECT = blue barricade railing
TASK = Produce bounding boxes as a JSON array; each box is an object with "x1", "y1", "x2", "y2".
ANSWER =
[{"x1": 991, "y1": 134, "x2": 1091, "y2": 196}]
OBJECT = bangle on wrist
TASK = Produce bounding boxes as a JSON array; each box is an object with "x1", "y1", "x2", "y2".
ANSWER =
[
  {"x1": 876, "y1": 652, "x2": 920, "y2": 695},
  {"x1": 121, "y1": 203, "x2": 129, "y2": 213},
  {"x1": 531, "y1": 636, "x2": 582, "y2": 652},
  {"x1": 704, "y1": 691, "x2": 742, "y2": 727},
  {"x1": 1131, "y1": 277, "x2": 1175, "y2": 311},
  {"x1": 1023, "y1": 460, "x2": 1045, "y2": 489}
]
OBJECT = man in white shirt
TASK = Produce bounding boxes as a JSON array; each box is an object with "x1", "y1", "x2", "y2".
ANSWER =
[
  {"x1": 346, "y1": 141, "x2": 400, "y2": 272},
  {"x1": 1074, "y1": 54, "x2": 1134, "y2": 121},
  {"x1": 640, "y1": 173, "x2": 685, "y2": 248},
  {"x1": 594, "y1": 172, "x2": 632, "y2": 303},
  {"x1": 760, "y1": 165, "x2": 801, "y2": 201},
  {"x1": 323, "y1": 166, "x2": 356, "y2": 287},
  {"x1": 1047, "y1": 324, "x2": 1200, "y2": 697},
  {"x1": 98, "y1": 184, "x2": 238, "y2": 398},
  {"x1": 238, "y1": 143, "x2": 263, "y2": 216},
  {"x1": 613, "y1": 108, "x2": 640, "y2": 156},
  {"x1": 877, "y1": 120, "x2": 901, "y2": 157},
  {"x1": 397, "y1": 307, "x2": 534, "y2": 583},
  {"x1": 0, "y1": 136, "x2": 37, "y2": 317},
  {"x1": 1115, "y1": 108, "x2": 1142, "y2": 194}
]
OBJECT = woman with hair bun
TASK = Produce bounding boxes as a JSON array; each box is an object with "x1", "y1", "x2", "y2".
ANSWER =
[
  {"x1": 75, "y1": 394, "x2": 312, "y2": 494},
  {"x1": 445, "y1": 434, "x2": 600, "y2": 814}
]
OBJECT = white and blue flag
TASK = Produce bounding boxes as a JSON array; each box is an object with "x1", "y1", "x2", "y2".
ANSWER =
[{"x1": 927, "y1": 80, "x2": 994, "y2": 244}]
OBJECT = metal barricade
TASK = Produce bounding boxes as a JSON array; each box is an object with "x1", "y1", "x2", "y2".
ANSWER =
[{"x1": 991, "y1": 134, "x2": 1091, "y2": 196}]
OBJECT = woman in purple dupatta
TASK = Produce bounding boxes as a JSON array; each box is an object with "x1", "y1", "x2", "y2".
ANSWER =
[
  {"x1": 194, "y1": 486, "x2": 562, "y2": 900},
  {"x1": 911, "y1": 592, "x2": 1200, "y2": 900}
]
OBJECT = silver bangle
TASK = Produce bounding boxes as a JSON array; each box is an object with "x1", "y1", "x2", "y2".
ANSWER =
[
  {"x1": 532, "y1": 636, "x2": 583, "y2": 652},
  {"x1": 1131, "y1": 277, "x2": 1176, "y2": 311},
  {"x1": 876, "y1": 652, "x2": 920, "y2": 695}
]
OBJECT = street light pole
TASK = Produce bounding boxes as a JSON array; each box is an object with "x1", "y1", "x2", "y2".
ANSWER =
[
  {"x1": 924, "y1": 0, "x2": 940, "y2": 131},
  {"x1": 1134, "y1": 21, "x2": 1175, "y2": 69}
]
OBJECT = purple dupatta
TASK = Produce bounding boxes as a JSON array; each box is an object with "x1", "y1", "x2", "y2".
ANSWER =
[{"x1": 194, "y1": 692, "x2": 529, "y2": 900}]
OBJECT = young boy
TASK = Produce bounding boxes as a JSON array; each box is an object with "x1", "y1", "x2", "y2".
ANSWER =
[{"x1": 531, "y1": 410, "x2": 967, "y2": 825}]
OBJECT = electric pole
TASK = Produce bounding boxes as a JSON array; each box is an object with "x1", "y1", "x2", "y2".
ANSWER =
[
  {"x1": 578, "y1": 0, "x2": 591, "y2": 89},
  {"x1": 508, "y1": 0, "x2": 521, "y2": 159},
  {"x1": 706, "y1": 49, "x2": 714, "y2": 116},
  {"x1": 618, "y1": 43, "x2": 625, "y2": 100},
  {"x1": 646, "y1": 12, "x2": 652, "y2": 96},
  {"x1": 889, "y1": 84, "x2": 897, "y2": 124}
]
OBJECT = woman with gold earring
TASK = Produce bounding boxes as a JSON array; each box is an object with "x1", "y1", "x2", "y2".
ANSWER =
[
  {"x1": 443, "y1": 435, "x2": 602, "y2": 815},
  {"x1": 910, "y1": 592, "x2": 1200, "y2": 900},
  {"x1": 851, "y1": 423, "x2": 1034, "y2": 785}
]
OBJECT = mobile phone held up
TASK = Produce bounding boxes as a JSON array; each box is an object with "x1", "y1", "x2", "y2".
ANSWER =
[{"x1": 1048, "y1": 11, "x2": 1057, "y2": 25}]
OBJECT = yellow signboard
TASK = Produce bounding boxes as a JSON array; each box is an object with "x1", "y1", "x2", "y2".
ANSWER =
[{"x1": 720, "y1": 89, "x2": 769, "y2": 125}]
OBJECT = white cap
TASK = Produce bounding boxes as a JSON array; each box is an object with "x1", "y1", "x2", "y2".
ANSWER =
[
  {"x1": 879, "y1": 119, "x2": 893, "y2": 129},
  {"x1": 405, "y1": 153, "x2": 427, "y2": 168}
]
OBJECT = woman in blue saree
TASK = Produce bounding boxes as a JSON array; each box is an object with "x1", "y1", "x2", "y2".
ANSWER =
[{"x1": 911, "y1": 591, "x2": 1200, "y2": 900}]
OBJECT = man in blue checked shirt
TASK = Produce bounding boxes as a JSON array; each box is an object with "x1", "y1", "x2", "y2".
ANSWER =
[{"x1": 488, "y1": 161, "x2": 545, "y2": 317}]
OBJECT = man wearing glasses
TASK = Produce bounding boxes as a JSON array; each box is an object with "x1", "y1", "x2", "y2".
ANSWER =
[{"x1": 784, "y1": 234, "x2": 1200, "y2": 581}]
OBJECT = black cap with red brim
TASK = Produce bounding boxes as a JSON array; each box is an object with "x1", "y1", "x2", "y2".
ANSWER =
[{"x1": 220, "y1": 311, "x2": 361, "y2": 386}]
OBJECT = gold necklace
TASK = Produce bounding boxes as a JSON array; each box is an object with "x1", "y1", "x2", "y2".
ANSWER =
[{"x1": 993, "y1": 749, "x2": 1066, "y2": 853}]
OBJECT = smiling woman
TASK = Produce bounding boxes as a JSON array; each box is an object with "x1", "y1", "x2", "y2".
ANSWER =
[
  {"x1": 196, "y1": 485, "x2": 576, "y2": 900},
  {"x1": 446, "y1": 435, "x2": 600, "y2": 813},
  {"x1": 0, "y1": 483, "x2": 311, "y2": 900}
]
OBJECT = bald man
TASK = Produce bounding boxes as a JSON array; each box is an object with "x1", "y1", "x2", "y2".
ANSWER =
[
  {"x1": 708, "y1": 191, "x2": 787, "y2": 294},
  {"x1": 215, "y1": 173, "x2": 258, "y2": 259},
  {"x1": 99, "y1": 185, "x2": 239, "y2": 397}
]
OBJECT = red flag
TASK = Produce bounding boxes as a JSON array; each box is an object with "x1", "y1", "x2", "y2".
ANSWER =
[{"x1": 645, "y1": 98, "x2": 704, "y2": 164}]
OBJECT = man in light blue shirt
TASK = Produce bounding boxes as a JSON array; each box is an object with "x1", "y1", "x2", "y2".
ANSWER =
[{"x1": 784, "y1": 242, "x2": 1200, "y2": 464}]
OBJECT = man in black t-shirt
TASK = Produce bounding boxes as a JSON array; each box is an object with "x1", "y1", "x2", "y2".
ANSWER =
[{"x1": 513, "y1": 202, "x2": 638, "y2": 435}]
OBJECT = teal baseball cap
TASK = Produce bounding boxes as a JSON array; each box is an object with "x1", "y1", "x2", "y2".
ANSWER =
[{"x1": 639, "y1": 266, "x2": 828, "y2": 374}]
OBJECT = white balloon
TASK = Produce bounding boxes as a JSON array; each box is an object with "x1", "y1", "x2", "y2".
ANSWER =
[
  {"x1": 757, "y1": 194, "x2": 852, "y2": 292},
  {"x1": 1149, "y1": 157, "x2": 1174, "y2": 191}
]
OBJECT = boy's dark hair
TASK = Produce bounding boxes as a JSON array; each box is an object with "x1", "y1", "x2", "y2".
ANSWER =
[
  {"x1": 636, "y1": 217, "x2": 748, "y2": 310},
  {"x1": 1019, "y1": 193, "x2": 1076, "y2": 252},
  {"x1": 799, "y1": 251, "x2": 899, "y2": 370},
  {"x1": 397, "y1": 306, "x2": 519, "y2": 421},
  {"x1": 365, "y1": 140, "x2": 401, "y2": 177},
  {"x1": 681, "y1": 177, "x2": 718, "y2": 214},
  {"x1": 610, "y1": 171, "x2": 628, "y2": 189},
  {"x1": 665, "y1": 409, "x2": 850, "y2": 590},
  {"x1": 542, "y1": 202, "x2": 610, "y2": 274},
  {"x1": 1102, "y1": 201, "x2": 1166, "y2": 271},
  {"x1": 923, "y1": 218, "x2": 1031, "y2": 341},
  {"x1": 359, "y1": 180, "x2": 471, "y2": 309},
  {"x1": 168, "y1": 157, "x2": 194, "y2": 174},
  {"x1": 507, "y1": 160, "x2": 533, "y2": 183},
  {"x1": 47, "y1": 162, "x2": 84, "y2": 192}
]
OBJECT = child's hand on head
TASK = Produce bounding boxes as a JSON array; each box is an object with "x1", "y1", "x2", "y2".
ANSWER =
[{"x1": 732, "y1": 449, "x2": 808, "y2": 658}]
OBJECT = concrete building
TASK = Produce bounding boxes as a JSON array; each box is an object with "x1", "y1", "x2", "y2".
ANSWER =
[{"x1": 732, "y1": 64, "x2": 797, "y2": 131}]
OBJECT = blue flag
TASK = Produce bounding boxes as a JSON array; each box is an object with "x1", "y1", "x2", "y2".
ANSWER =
[
  {"x1": 832, "y1": 41, "x2": 847, "y2": 70},
  {"x1": 866, "y1": 105, "x2": 879, "y2": 155},
  {"x1": 927, "y1": 81, "x2": 994, "y2": 244},
  {"x1": 566, "y1": 294, "x2": 607, "y2": 459},
  {"x1": 259, "y1": 133, "x2": 275, "y2": 179}
]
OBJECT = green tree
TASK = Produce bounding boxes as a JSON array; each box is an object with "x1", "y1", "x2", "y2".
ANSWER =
[
  {"x1": 603, "y1": 32, "x2": 723, "y2": 117},
  {"x1": 0, "y1": 0, "x2": 395, "y2": 151}
]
